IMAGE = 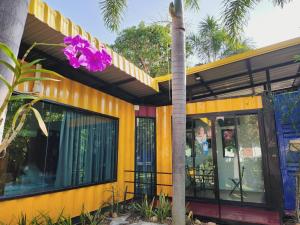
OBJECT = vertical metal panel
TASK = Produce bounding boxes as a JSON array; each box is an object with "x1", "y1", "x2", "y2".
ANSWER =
[
  {"x1": 156, "y1": 96, "x2": 263, "y2": 196},
  {"x1": 0, "y1": 75, "x2": 135, "y2": 223},
  {"x1": 274, "y1": 90, "x2": 300, "y2": 210}
]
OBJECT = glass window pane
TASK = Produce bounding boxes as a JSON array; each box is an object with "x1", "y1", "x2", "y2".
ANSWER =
[
  {"x1": 236, "y1": 114, "x2": 266, "y2": 204},
  {"x1": 215, "y1": 116, "x2": 242, "y2": 202},
  {"x1": 0, "y1": 100, "x2": 118, "y2": 198}
]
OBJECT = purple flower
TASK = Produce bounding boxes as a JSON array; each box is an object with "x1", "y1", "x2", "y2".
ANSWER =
[
  {"x1": 63, "y1": 35, "x2": 112, "y2": 72},
  {"x1": 64, "y1": 35, "x2": 90, "y2": 50}
]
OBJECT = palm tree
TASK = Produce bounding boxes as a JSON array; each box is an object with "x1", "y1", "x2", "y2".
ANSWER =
[
  {"x1": 0, "y1": 0, "x2": 29, "y2": 134},
  {"x1": 188, "y1": 16, "x2": 252, "y2": 63},
  {"x1": 99, "y1": 1, "x2": 199, "y2": 224},
  {"x1": 222, "y1": 0, "x2": 293, "y2": 40}
]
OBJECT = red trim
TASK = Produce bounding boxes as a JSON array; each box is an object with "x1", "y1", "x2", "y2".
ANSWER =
[
  {"x1": 135, "y1": 106, "x2": 156, "y2": 117},
  {"x1": 189, "y1": 202, "x2": 280, "y2": 225}
]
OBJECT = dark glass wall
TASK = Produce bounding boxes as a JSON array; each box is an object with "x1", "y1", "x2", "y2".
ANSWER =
[{"x1": 0, "y1": 100, "x2": 118, "y2": 198}]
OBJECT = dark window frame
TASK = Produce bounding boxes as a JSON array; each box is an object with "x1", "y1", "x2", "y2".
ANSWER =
[
  {"x1": 0, "y1": 96, "x2": 119, "y2": 201},
  {"x1": 185, "y1": 109, "x2": 272, "y2": 208}
]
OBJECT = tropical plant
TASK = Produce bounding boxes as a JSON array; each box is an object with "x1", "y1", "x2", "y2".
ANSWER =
[
  {"x1": 0, "y1": 42, "x2": 62, "y2": 156},
  {"x1": 188, "y1": 16, "x2": 252, "y2": 63},
  {"x1": 111, "y1": 22, "x2": 193, "y2": 77},
  {"x1": 111, "y1": 22, "x2": 171, "y2": 77},
  {"x1": 104, "y1": 185, "x2": 131, "y2": 216},
  {"x1": 80, "y1": 207, "x2": 106, "y2": 225},
  {"x1": 0, "y1": 35, "x2": 112, "y2": 156},
  {"x1": 132, "y1": 195, "x2": 156, "y2": 220},
  {"x1": 222, "y1": 0, "x2": 293, "y2": 41},
  {"x1": 154, "y1": 193, "x2": 172, "y2": 222}
]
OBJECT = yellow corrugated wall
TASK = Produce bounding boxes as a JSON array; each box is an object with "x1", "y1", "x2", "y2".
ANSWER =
[
  {"x1": 0, "y1": 75, "x2": 135, "y2": 224},
  {"x1": 156, "y1": 96, "x2": 263, "y2": 196}
]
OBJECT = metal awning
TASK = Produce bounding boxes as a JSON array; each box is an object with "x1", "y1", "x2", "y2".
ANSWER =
[
  {"x1": 145, "y1": 37, "x2": 300, "y2": 105},
  {"x1": 20, "y1": 0, "x2": 159, "y2": 103}
]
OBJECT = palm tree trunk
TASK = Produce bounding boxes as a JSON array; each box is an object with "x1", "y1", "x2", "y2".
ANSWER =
[
  {"x1": 0, "y1": 0, "x2": 29, "y2": 133},
  {"x1": 170, "y1": 1, "x2": 186, "y2": 225}
]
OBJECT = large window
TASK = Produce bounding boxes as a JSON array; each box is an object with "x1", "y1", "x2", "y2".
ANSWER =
[{"x1": 0, "y1": 100, "x2": 118, "y2": 198}]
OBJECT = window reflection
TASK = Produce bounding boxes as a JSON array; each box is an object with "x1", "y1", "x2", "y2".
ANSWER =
[{"x1": 0, "y1": 100, "x2": 118, "y2": 198}]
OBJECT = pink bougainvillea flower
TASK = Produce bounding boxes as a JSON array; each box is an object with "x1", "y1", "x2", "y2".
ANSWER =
[{"x1": 63, "y1": 35, "x2": 112, "y2": 72}]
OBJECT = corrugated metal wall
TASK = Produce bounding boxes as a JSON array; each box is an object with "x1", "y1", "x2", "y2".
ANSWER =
[
  {"x1": 156, "y1": 96, "x2": 263, "y2": 196},
  {"x1": 0, "y1": 75, "x2": 135, "y2": 223},
  {"x1": 274, "y1": 90, "x2": 300, "y2": 211}
]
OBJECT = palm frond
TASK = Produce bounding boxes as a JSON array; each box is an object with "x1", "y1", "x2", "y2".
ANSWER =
[
  {"x1": 272, "y1": 0, "x2": 293, "y2": 7},
  {"x1": 99, "y1": 0, "x2": 127, "y2": 31},
  {"x1": 184, "y1": 0, "x2": 200, "y2": 10},
  {"x1": 222, "y1": 0, "x2": 259, "y2": 41}
]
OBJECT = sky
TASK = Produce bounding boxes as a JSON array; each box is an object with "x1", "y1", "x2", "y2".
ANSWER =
[{"x1": 43, "y1": 0, "x2": 300, "y2": 49}]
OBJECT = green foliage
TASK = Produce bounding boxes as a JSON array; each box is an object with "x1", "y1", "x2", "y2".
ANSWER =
[
  {"x1": 99, "y1": 0, "x2": 127, "y2": 32},
  {"x1": 99, "y1": 0, "x2": 200, "y2": 32},
  {"x1": 2, "y1": 211, "x2": 73, "y2": 225},
  {"x1": 111, "y1": 22, "x2": 172, "y2": 77},
  {"x1": 80, "y1": 207, "x2": 106, "y2": 225},
  {"x1": 132, "y1": 195, "x2": 155, "y2": 220},
  {"x1": 111, "y1": 22, "x2": 192, "y2": 77},
  {"x1": 222, "y1": 0, "x2": 292, "y2": 41},
  {"x1": 188, "y1": 16, "x2": 252, "y2": 63},
  {"x1": 0, "y1": 41, "x2": 62, "y2": 156},
  {"x1": 17, "y1": 213, "x2": 27, "y2": 225},
  {"x1": 154, "y1": 193, "x2": 171, "y2": 222},
  {"x1": 104, "y1": 185, "x2": 129, "y2": 216}
]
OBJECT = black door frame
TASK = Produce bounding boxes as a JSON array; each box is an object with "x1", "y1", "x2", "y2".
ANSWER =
[
  {"x1": 186, "y1": 109, "x2": 271, "y2": 208},
  {"x1": 134, "y1": 116, "x2": 157, "y2": 198}
]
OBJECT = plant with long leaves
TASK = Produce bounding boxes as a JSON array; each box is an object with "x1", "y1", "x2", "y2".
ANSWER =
[
  {"x1": 0, "y1": 35, "x2": 112, "y2": 156},
  {"x1": 99, "y1": 0, "x2": 200, "y2": 32},
  {"x1": 222, "y1": 0, "x2": 293, "y2": 41},
  {"x1": 0, "y1": 42, "x2": 63, "y2": 156},
  {"x1": 188, "y1": 16, "x2": 252, "y2": 63}
]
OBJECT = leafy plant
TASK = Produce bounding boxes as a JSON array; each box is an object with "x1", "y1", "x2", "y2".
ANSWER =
[
  {"x1": 0, "y1": 42, "x2": 63, "y2": 156},
  {"x1": 154, "y1": 193, "x2": 171, "y2": 222},
  {"x1": 17, "y1": 213, "x2": 27, "y2": 225},
  {"x1": 132, "y1": 195, "x2": 155, "y2": 220},
  {"x1": 104, "y1": 185, "x2": 120, "y2": 216},
  {"x1": 80, "y1": 206, "x2": 106, "y2": 225}
]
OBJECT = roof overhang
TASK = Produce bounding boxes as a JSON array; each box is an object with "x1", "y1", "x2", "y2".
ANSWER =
[
  {"x1": 20, "y1": 0, "x2": 159, "y2": 103},
  {"x1": 148, "y1": 37, "x2": 300, "y2": 105}
]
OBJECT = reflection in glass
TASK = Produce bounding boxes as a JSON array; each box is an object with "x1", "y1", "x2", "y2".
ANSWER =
[
  {"x1": 236, "y1": 115, "x2": 265, "y2": 204},
  {"x1": 0, "y1": 101, "x2": 118, "y2": 198},
  {"x1": 215, "y1": 116, "x2": 241, "y2": 202},
  {"x1": 215, "y1": 114, "x2": 265, "y2": 204},
  {"x1": 185, "y1": 118, "x2": 215, "y2": 199}
]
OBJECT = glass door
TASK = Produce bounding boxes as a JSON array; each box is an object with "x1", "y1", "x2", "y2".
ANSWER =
[
  {"x1": 186, "y1": 117, "x2": 217, "y2": 200},
  {"x1": 135, "y1": 117, "x2": 156, "y2": 197},
  {"x1": 215, "y1": 114, "x2": 266, "y2": 204}
]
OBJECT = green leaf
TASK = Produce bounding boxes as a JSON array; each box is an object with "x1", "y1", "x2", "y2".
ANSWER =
[
  {"x1": 20, "y1": 68, "x2": 64, "y2": 79},
  {"x1": 0, "y1": 60, "x2": 15, "y2": 73},
  {"x1": 21, "y1": 58, "x2": 45, "y2": 69},
  {"x1": 16, "y1": 77, "x2": 60, "y2": 85},
  {"x1": 31, "y1": 107, "x2": 48, "y2": 137},
  {"x1": 294, "y1": 55, "x2": 300, "y2": 62},
  {"x1": 0, "y1": 74, "x2": 12, "y2": 91},
  {"x1": 0, "y1": 42, "x2": 20, "y2": 67},
  {"x1": 99, "y1": 0, "x2": 127, "y2": 32},
  {"x1": 11, "y1": 104, "x2": 28, "y2": 130},
  {"x1": 10, "y1": 94, "x2": 38, "y2": 101}
]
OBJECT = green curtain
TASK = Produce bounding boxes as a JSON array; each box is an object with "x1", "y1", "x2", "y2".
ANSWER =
[{"x1": 55, "y1": 111, "x2": 117, "y2": 187}]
